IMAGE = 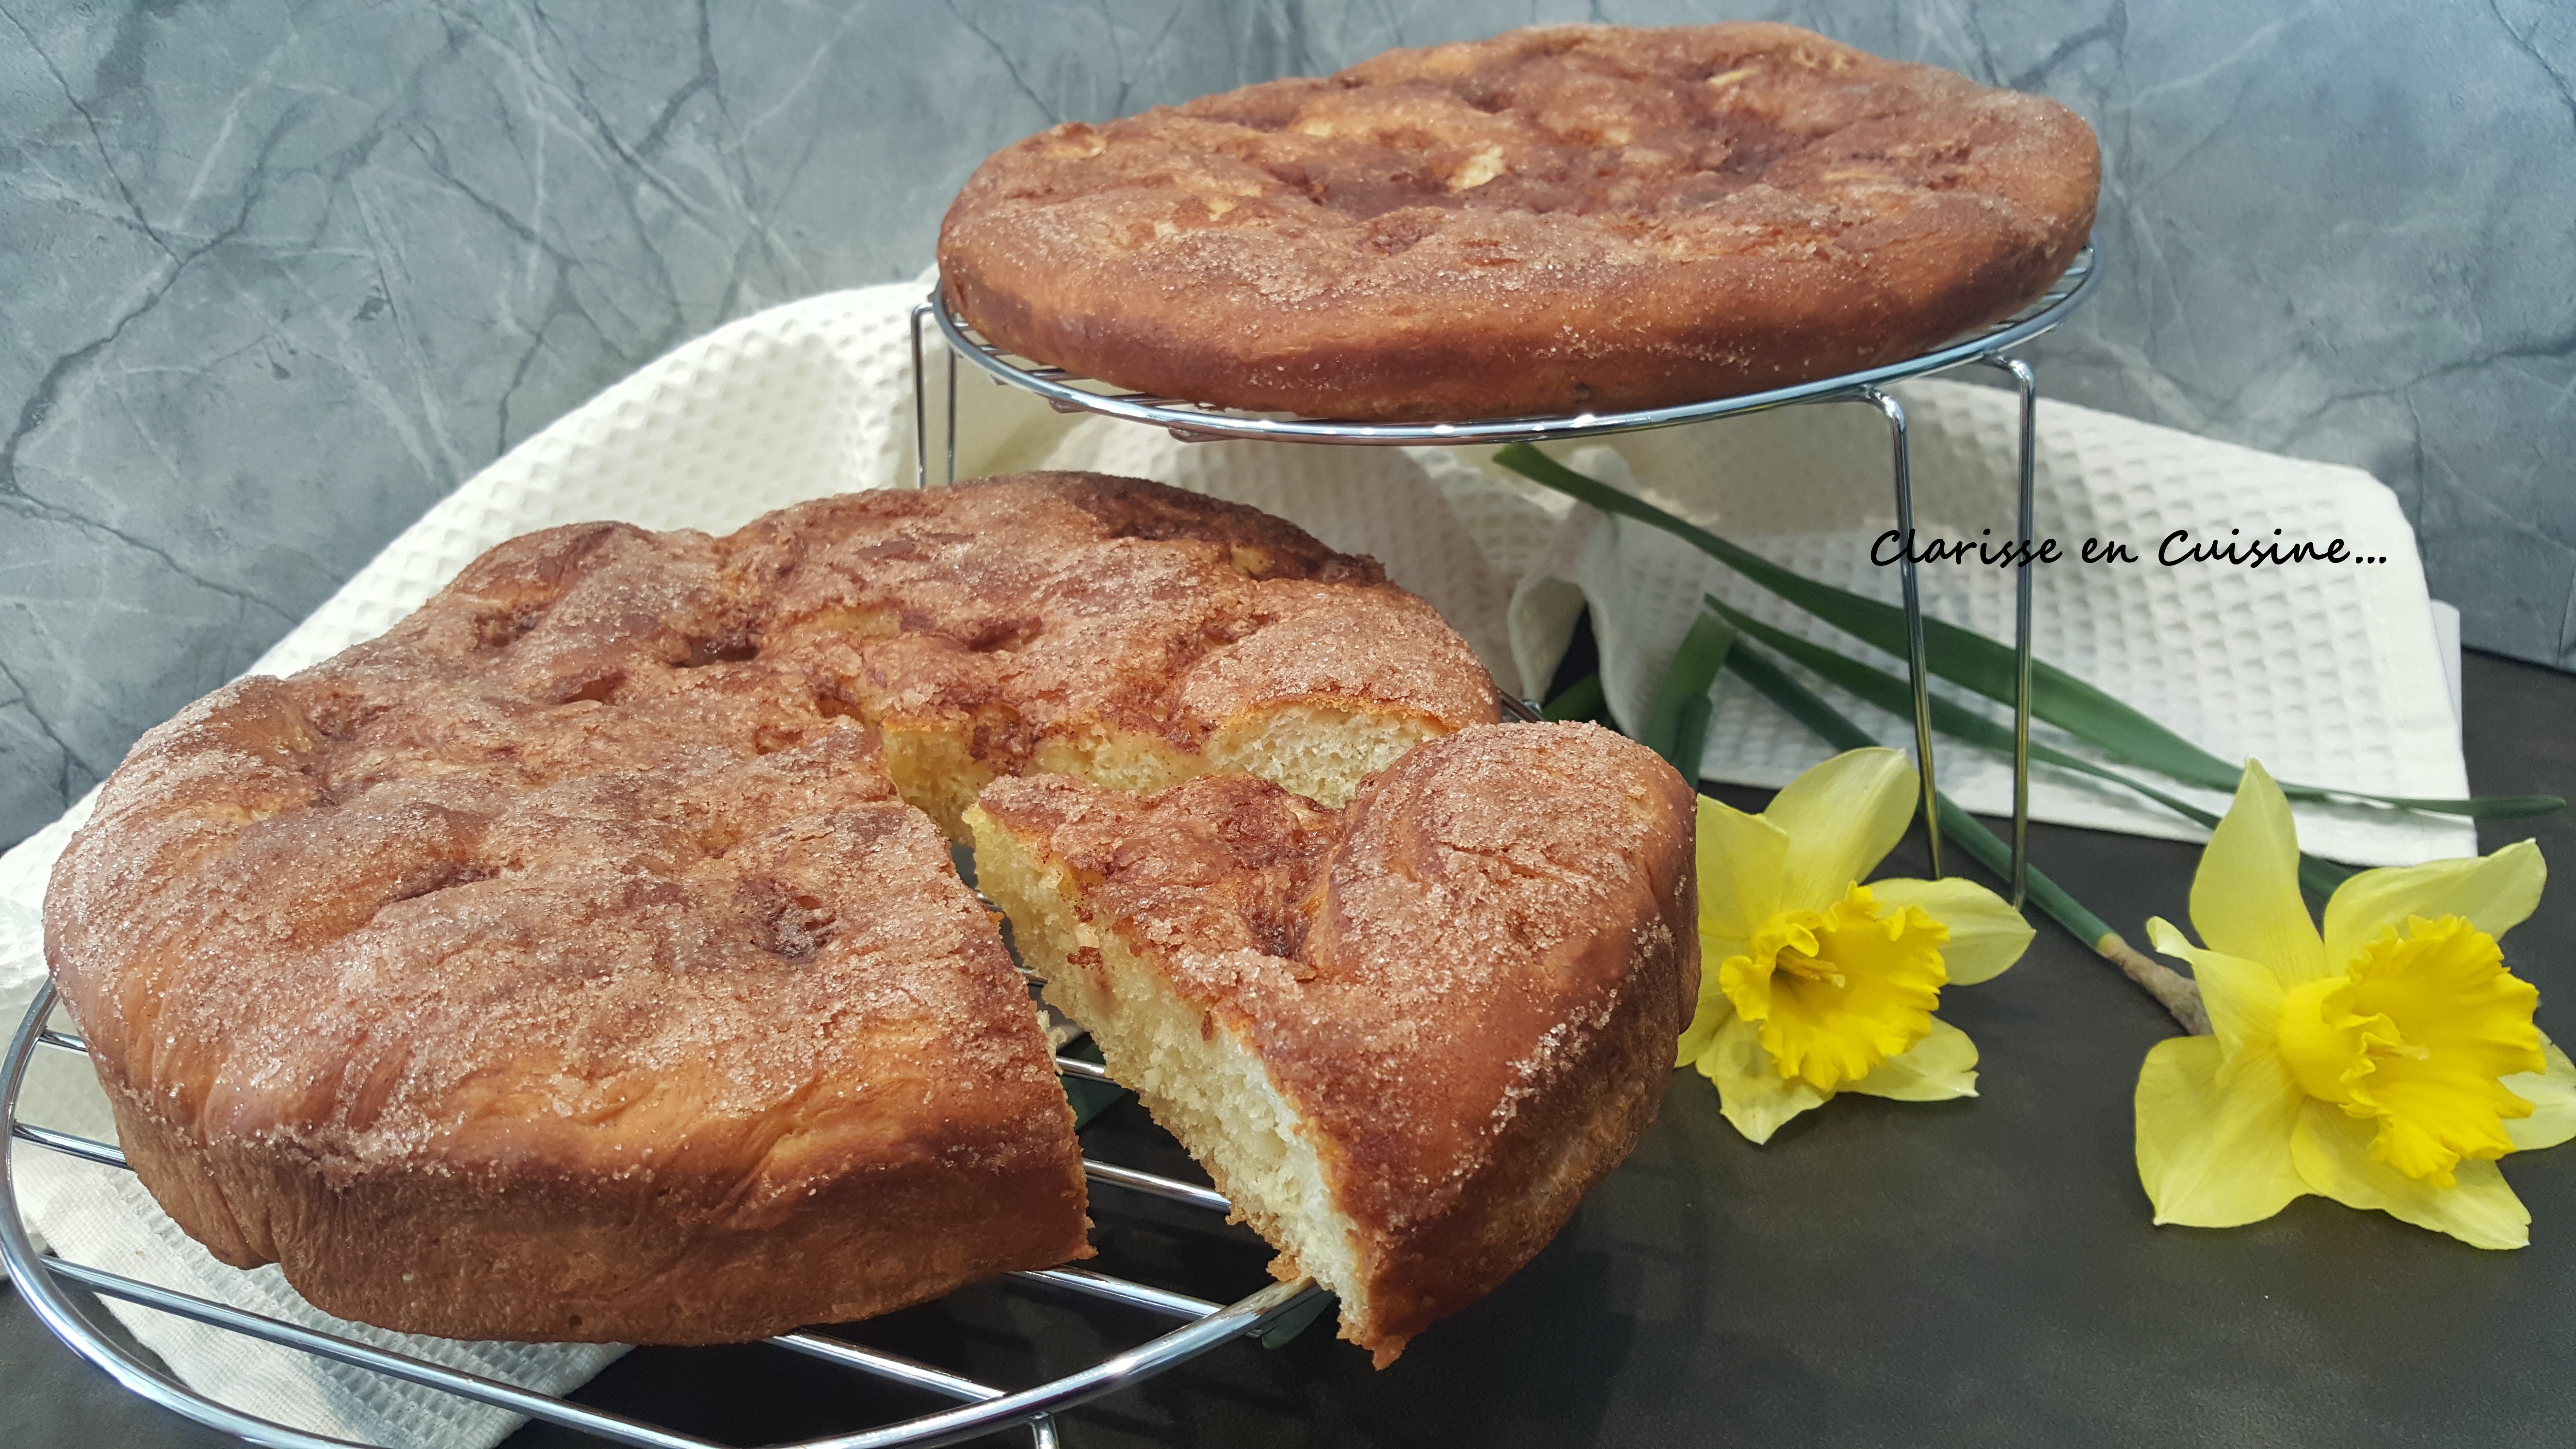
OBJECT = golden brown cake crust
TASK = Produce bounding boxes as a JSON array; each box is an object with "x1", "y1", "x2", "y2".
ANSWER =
[
  {"x1": 42, "y1": 472, "x2": 1495, "y2": 1344},
  {"x1": 973, "y1": 723, "x2": 1699, "y2": 1362},
  {"x1": 938, "y1": 23, "x2": 2099, "y2": 422},
  {"x1": 742, "y1": 470, "x2": 1495, "y2": 770}
]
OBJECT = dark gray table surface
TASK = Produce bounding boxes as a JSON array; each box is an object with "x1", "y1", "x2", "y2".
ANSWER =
[{"x1": 8, "y1": 649, "x2": 2572, "y2": 1449}]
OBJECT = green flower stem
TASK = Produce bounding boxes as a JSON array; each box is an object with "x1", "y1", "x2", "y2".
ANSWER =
[
  {"x1": 1540, "y1": 675, "x2": 1607, "y2": 723},
  {"x1": 1257, "y1": 1290, "x2": 1336, "y2": 1349},
  {"x1": 1641, "y1": 610, "x2": 1738, "y2": 774},
  {"x1": 1700, "y1": 594, "x2": 2354, "y2": 901},
  {"x1": 1057, "y1": 1039, "x2": 1132, "y2": 1128},
  {"x1": 1720, "y1": 641, "x2": 2210, "y2": 1036},
  {"x1": 1492, "y1": 443, "x2": 2560, "y2": 822}
]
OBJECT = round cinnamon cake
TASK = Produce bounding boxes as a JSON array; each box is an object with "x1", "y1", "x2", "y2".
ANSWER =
[
  {"x1": 42, "y1": 472, "x2": 1499, "y2": 1344},
  {"x1": 937, "y1": 22, "x2": 2100, "y2": 421}
]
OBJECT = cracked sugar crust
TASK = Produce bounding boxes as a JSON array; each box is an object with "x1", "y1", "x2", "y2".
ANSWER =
[
  {"x1": 39, "y1": 471, "x2": 1494, "y2": 1343},
  {"x1": 938, "y1": 22, "x2": 2099, "y2": 421},
  {"x1": 972, "y1": 723, "x2": 1700, "y2": 1358}
]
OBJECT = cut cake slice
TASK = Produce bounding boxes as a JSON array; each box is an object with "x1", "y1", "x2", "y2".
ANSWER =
[{"x1": 967, "y1": 722, "x2": 1697, "y2": 1364}]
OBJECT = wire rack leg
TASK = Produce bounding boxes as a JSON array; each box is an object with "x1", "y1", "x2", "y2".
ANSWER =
[
  {"x1": 909, "y1": 296, "x2": 961, "y2": 488},
  {"x1": 1858, "y1": 386, "x2": 1942, "y2": 879},
  {"x1": 910, "y1": 302, "x2": 933, "y2": 491},
  {"x1": 1980, "y1": 353, "x2": 2039, "y2": 906},
  {"x1": 945, "y1": 334, "x2": 959, "y2": 488}
]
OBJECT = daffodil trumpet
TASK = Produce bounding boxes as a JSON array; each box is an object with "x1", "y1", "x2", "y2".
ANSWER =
[
  {"x1": 2135, "y1": 761, "x2": 2572, "y2": 1248},
  {"x1": 1678, "y1": 747, "x2": 2035, "y2": 1143}
]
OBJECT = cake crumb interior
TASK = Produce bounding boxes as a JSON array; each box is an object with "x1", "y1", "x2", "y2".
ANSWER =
[{"x1": 967, "y1": 806, "x2": 1371, "y2": 1325}]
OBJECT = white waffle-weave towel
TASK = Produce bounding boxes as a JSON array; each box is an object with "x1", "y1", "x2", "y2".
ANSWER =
[{"x1": 0, "y1": 278, "x2": 2471, "y2": 1446}]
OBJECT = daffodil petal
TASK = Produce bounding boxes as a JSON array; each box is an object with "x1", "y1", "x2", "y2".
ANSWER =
[
  {"x1": 2134, "y1": 1035, "x2": 2308, "y2": 1228},
  {"x1": 2145, "y1": 916, "x2": 2195, "y2": 957},
  {"x1": 1843, "y1": 1015, "x2": 1979, "y2": 1100},
  {"x1": 2190, "y1": 760, "x2": 2329, "y2": 986},
  {"x1": 1868, "y1": 877, "x2": 2033, "y2": 986},
  {"x1": 2144, "y1": 921, "x2": 2285, "y2": 1067},
  {"x1": 2502, "y1": 1032, "x2": 2576, "y2": 1153},
  {"x1": 1765, "y1": 747, "x2": 1919, "y2": 913},
  {"x1": 1698, "y1": 1011, "x2": 1829, "y2": 1145},
  {"x1": 1696, "y1": 794, "x2": 1789, "y2": 948},
  {"x1": 2322, "y1": 840, "x2": 2547, "y2": 968},
  {"x1": 2291, "y1": 1099, "x2": 2530, "y2": 1249},
  {"x1": 2195, "y1": 950, "x2": 2293, "y2": 1066},
  {"x1": 1675, "y1": 983, "x2": 1733, "y2": 1069}
]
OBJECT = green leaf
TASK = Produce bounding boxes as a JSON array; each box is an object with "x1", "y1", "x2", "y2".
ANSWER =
[
  {"x1": 1700, "y1": 597, "x2": 2354, "y2": 898},
  {"x1": 1671, "y1": 694, "x2": 1713, "y2": 788},
  {"x1": 1258, "y1": 1289, "x2": 1338, "y2": 1349},
  {"x1": 1058, "y1": 1038, "x2": 1130, "y2": 1129},
  {"x1": 1641, "y1": 609, "x2": 1737, "y2": 773},
  {"x1": 1541, "y1": 674, "x2": 1608, "y2": 723},
  {"x1": 1717, "y1": 643, "x2": 2115, "y2": 948},
  {"x1": 1492, "y1": 444, "x2": 2561, "y2": 821}
]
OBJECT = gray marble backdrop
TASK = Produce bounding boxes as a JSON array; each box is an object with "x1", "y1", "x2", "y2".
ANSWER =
[{"x1": 3, "y1": 0, "x2": 2571, "y2": 846}]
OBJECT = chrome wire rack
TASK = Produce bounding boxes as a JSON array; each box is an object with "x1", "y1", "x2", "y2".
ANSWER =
[
  {"x1": 0, "y1": 981, "x2": 1327, "y2": 1449},
  {"x1": 913, "y1": 241, "x2": 2099, "y2": 897}
]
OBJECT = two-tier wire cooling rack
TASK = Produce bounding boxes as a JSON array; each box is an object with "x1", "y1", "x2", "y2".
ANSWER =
[
  {"x1": 916, "y1": 241, "x2": 2100, "y2": 894},
  {"x1": 4, "y1": 242, "x2": 2096, "y2": 1449}
]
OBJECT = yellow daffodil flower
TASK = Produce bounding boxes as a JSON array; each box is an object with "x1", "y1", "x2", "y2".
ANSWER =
[
  {"x1": 2135, "y1": 760, "x2": 2574, "y2": 1248},
  {"x1": 1678, "y1": 747, "x2": 2034, "y2": 1143}
]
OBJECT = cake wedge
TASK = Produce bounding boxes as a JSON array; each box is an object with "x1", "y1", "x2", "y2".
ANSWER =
[{"x1": 967, "y1": 722, "x2": 1697, "y2": 1364}]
